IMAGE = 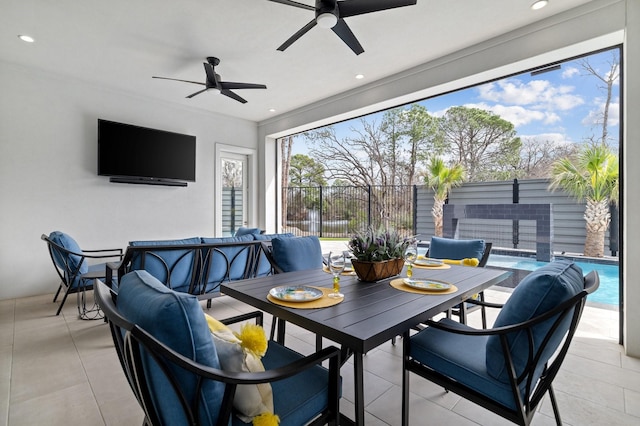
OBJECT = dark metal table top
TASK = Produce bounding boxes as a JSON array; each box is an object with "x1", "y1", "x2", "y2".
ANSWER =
[{"x1": 221, "y1": 265, "x2": 510, "y2": 353}]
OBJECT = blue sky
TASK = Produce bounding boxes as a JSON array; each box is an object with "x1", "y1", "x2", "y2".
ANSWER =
[{"x1": 293, "y1": 47, "x2": 620, "y2": 154}]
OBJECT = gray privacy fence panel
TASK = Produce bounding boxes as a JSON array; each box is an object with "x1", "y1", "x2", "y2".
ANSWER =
[
  {"x1": 222, "y1": 187, "x2": 244, "y2": 236},
  {"x1": 415, "y1": 179, "x2": 615, "y2": 256}
]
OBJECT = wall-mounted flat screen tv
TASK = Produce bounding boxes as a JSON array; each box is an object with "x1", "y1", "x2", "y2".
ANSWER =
[{"x1": 98, "y1": 119, "x2": 196, "y2": 186}]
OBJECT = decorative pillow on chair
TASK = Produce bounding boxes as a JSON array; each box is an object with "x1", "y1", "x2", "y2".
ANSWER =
[
  {"x1": 204, "y1": 314, "x2": 278, "y2": 425},
  {"x1": 429, "y1": 236, "x2": 485, "y2": 262}
]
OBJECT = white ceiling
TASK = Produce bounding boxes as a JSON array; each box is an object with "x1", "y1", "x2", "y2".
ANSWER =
[{"x1": 1, "y1": 0, "x2": 595, "y2": 123}]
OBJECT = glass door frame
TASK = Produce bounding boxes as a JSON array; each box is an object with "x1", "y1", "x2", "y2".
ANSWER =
[{"x1": 215, "y1": 143, "x2": 257, "y2": 236}]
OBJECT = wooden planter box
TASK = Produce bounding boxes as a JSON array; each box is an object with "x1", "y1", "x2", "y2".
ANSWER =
[{"x1": 351, "y1": 258, "x2": 405, "y2": 282}]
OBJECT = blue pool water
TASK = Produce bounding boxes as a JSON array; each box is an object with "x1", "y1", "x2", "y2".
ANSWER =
[{"x1": 487, "y1": 255, "x2": 619, "y2": 307}]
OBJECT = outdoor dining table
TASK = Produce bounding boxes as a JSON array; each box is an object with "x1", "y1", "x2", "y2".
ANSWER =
[{"x1": 220, "y1": 263, "x2": 510, "y2": 426}]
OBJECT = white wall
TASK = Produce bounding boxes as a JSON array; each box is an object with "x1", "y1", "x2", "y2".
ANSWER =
[
  {"x1": 258, "y1": 0, "x2": 640, "y2": 357},
  {"x1": 0, "y1": 61, "x2": 257, "y2": 299}
]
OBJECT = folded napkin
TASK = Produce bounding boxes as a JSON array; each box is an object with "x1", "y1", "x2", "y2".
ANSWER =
[{"x1": 442, "y1": 258, "x2": 479, "y2": 267}]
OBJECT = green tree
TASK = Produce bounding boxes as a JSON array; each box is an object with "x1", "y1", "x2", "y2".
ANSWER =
[
  {"x1": 439, "y1": 106, "x2": 521, "y2": 181},
  {"x1": 422, "y1": 157, "x2": 465, "y2": 237},
  {"x1": 288, "y1": 154, "x2": 326, "y2": 186},
  {"x1": 549, "y1": 143, "x2": 618, "y2": 257}
]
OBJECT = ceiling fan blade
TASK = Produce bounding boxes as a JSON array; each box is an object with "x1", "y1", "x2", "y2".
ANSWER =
[
  {"x1": 332, "y1": 19, "x2": 364, "y2": 55},
  {"x1": 220, "y1": 89, "x2": 248, "y2": 104},
  {"x1": 339, "y1": 0, "x2": 417, "y2": 18},
  {"x1": 186, "y1": 88, "x2": 209, "y2": 98},
  {"x1": 152, "y1": 76, "x2": 205, "y2": 86},
  {"x1": 203, "y1": 63, "x2": 220, "y2": 88},
  {"x1": 220, "y1": 81, "x2": 267, "y2": 90},
  {"x1": 277, "y1": 19, "x2": 317, "y2": 51},
  {"x1": 267, "y1": 0, "x2": 314, "y2": 11}
]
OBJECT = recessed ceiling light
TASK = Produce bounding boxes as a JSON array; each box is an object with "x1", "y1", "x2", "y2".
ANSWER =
[
  {"x1": 355, "y1": 74, "x2": 364, "y2": 79},
  {"x1": 269, "y1": 108, "x2": 276, "y2": 113},
  {"x1": 18, "y1": 34, "x2": 35, "y2": 43},
  {"x1": 531, "y1": 0, "x2": 548, "y2": 10}
]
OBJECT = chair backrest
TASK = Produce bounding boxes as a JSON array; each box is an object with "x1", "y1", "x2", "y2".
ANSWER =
[
  {"x1": 486, "y1": 260, "x2": 599, "y2": 393},
  {"x1": 95, "y1": 271, "x2": 228, "y2": 426},
  {"x1": 42, "y1": 232, "x2": 88, "y2": 285},
  {"x1": 428, "y1": 236, "x2": 491, "y2": 266},
  {"x1": 270, "y1": 235, "x2": 323, "y2": 273}
]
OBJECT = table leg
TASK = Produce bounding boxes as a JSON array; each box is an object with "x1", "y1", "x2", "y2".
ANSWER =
[{"x1": 353, "y1": 352, "x2": 365, "y2": 425}]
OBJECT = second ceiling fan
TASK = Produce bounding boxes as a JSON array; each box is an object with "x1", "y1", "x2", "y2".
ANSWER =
[{"x1": 268, "y1": 0, "x2": 417, "y2": 55}]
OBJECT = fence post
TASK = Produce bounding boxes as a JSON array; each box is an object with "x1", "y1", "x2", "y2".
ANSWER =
[
  {"x1": 230, "y1": 186, "x2": 236, "y2": 235},
  {"x1": 412, "y1": 185, "x2": 418, "y2": 237},
  {"x1": 610, "y1": 202, "x2": 619, "y2": 256},
  {"x1": 512, "y1": 179, "x2": 519, "y2": 249},
  {"x1": 319, "y1": 186, "x2": 324, "y2": 238},
  {"x1": 367, "y1": 185, "x2": 372, "y2": 229}
]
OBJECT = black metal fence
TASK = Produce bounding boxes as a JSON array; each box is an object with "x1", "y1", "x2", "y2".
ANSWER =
[
  {"x1": 285, "y1": 185, "x2": 415, "y2": 238},
  {"x1": 285, "y1": 180, "x2": 620, "y2": 257}
]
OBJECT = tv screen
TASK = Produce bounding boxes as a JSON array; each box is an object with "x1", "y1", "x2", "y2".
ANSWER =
[{"x1": 98, "y1": 119, "x2": 196, "y2": 184}]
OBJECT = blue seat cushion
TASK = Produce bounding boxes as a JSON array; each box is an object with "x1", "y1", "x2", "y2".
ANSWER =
[
  {"x1": 234, "y1": 227, "x2": 262, "y2": 236},
  {"x1": 200, "y1": 235, "x2": 255, "y2": 292},
  {"x1": 486, "y1": 260, "x2": 584, "y2": 383},
  {"x1": 49, "y1": 231, "x2": 88, "y2": 275},
  {"x1": 271, "y1": 236, "x2": 323, "y2": 272},
  {"x1": 129, "y1": 237, "x2": 201, "y2": 293},
  {"x1": 429, "y1": 236, "x2": 485, "y2": 261},
  {"x1": 232, "y1": 341, "x2": 333, "y2": 426},
  {"x1": 252, "y1": 233, "x2": 295, "y2": 276},
  {"x1": 409, "y1": 318, "x2": 523, "y2": 409},
  {"x1": 117, "y1": 270, "x2": 225, "y2": 426}
]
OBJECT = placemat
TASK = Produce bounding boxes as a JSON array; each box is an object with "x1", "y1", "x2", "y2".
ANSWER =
[
  {"x1": 412, "y1": 263, "x2": 451, "y2": 270},
  {"x1": 267, "y1": 286, "x2": 344, "y2": 309},
  {"x1": 390, "y1": 278, "x2": 458, "y2": 295}
]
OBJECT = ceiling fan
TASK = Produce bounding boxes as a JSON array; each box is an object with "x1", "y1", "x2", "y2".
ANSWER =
[
  {"x1": 152, "y1": 57, "x2": 267, "y2": 104},
  {"x1": 268, "y1": 0, "x2": 417, "y2": 55}
]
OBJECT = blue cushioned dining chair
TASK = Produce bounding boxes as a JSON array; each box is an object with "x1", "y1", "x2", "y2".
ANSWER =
[
  {"x1": 401, "y1": 260, "x2": 599, "y2": 426},
  {"x1": 42, "y1": 232, "x2": 123, "y2": 318},
  {"x1": 428, "y1": 236, "x2": 492, "y2": 327},
  {"x1": 260, "y1": 236, "x2": 323, "y2": 344},
  {"x1": 95, "y1": 271, "x2": 341, "y2": 426}
]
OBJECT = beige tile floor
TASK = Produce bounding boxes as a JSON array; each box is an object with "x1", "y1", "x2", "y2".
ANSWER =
[{"x1": 1, "y1": 283, "x2": 639, "y2": 426}]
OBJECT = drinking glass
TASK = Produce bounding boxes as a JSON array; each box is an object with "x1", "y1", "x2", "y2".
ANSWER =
[
  {"x1": 404, "y1": 243, "x2": 418, "y2": 279},
  {"x1": 328, "y1": 251, "x2": 345, "y2": 298}
]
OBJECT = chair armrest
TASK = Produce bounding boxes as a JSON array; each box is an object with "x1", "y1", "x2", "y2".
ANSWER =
[
  {"x1": 220, "y1": 311, "x2": 264, "y2": 328},
  {"x1": 464, "y1": 298, "x2": 504, "y2": 309},
  {"x1": 82, "y1": 247, "x2": 123, "y2": 255},
  {"x1": 81, "y1": 249, "x2": 124, "y2": 260}
]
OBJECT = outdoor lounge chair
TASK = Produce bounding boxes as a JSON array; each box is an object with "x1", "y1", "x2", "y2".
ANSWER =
[{"x1": 401, "y1": 261, "x2": 599, "y2": 426}]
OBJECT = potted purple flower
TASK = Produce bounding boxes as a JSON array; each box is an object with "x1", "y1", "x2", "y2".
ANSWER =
[{"x1": 347, "y1": 226, "x2": 415, "y2": 282}]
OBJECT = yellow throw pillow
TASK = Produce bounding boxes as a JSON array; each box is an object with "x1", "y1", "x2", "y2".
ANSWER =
[{"x1": 205, "y1": 314, "x2": 278, "y2": 425}]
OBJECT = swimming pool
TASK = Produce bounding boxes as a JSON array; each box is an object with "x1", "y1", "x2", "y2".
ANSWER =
[{"x1": 487, "y1": 254, "x2": 619, "y2": 307}]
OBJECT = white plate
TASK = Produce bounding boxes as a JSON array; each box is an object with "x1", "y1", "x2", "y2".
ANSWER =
[
  {"x1": 403, "y1": 279, "x2": 452, "y2": 291},
  {"x1": 414, "y1": 258, "x2": 444, "y2": 267},
  {"x1": 269, "y1": 286, "x2": 323, "y2": 302}
]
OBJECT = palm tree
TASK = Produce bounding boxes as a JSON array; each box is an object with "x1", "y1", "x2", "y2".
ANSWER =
[
  {"x1": 423, "y1": 157, "x2": 465, "y2": 237},
  {"x1": 549, "y1": 144, "x2": 618, "y2": 257}
]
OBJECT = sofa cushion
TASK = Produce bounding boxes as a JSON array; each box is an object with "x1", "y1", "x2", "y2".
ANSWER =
[
  {"x1": 234, "y1": 227, "x2": 262, "y2": 236},
  {"x1": 486, "y1": 260, "x2": 584, "y2": 383},
  {"x1": 117, "y1": 270, "x2": 225, "y2": 426},
  {"x1": 49, "y1": 231, "x2": 88, "y2": 275},
  {"x1": 271, "y1": 236, "x2": 323, "y2": 272},
  {"x1": 200, "y1": 235, "x2": 256, "y2": 291},
  {"x1": 429, "y1": 236, "x2": 485, "y2": 261},
  {"x1": 128, "y1": 237, "x2": 200, "y2": 293}
]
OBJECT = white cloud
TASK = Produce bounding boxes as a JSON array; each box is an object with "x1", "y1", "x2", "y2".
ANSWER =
[
  {"x1": 477, "y1": 78, "x2": 584, "y2": 111},
  {"x1": 520, "y1": 133, "x2": 574, "y2": 145},
  {"x1": 582, "y1": 101, "x2": 620, "y2": 127},
  {"x1": 562, "y1": 67, "x2": 580, "y2": 79},
  {"x1": 463, "y1": 102, "x2": 560, "y2": 128}
]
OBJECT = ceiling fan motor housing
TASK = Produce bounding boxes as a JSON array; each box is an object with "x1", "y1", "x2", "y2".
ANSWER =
[{"x1": 316, "y1": 0, "x2": 339, "y2": 28}]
